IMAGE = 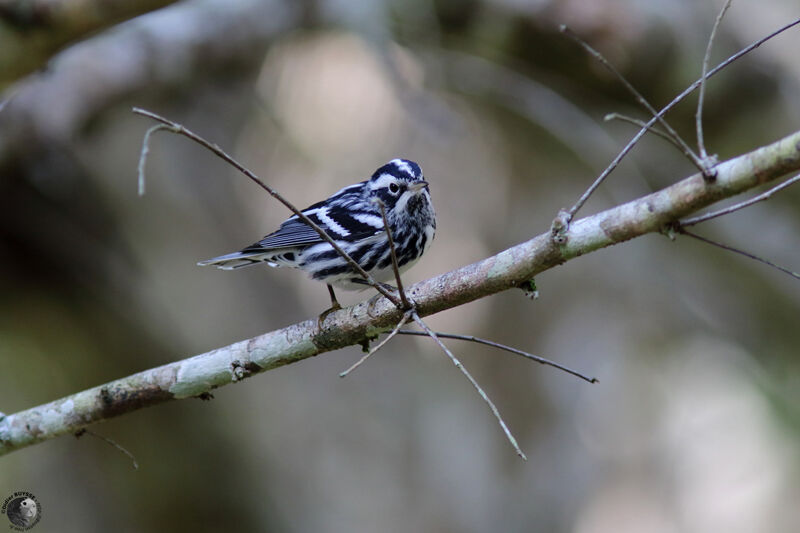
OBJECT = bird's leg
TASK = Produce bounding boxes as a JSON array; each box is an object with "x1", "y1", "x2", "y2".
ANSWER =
[
  {"x1": 317, "y1": 284, "x2": 342, "y2": 327},
  {"x1": 327, "y1": 284, "x2": 342, "y2": 309}
]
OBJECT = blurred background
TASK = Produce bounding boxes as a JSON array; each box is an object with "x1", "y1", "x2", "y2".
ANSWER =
[{"x1": 1, "y1": 0, "x2": 799, "y2": 531}]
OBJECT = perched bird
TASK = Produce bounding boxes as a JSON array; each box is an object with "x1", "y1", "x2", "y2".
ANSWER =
[{"x1": 199, "y1": 159, "x2": 435, "y2": 308}]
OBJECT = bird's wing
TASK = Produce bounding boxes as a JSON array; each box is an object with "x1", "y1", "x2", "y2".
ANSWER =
[
  {"x1": 248, "y1": 218, "x2": 325, "y2": 250},
  {"x1": 251, "y1": 205, "x2": 386, "y2": 251},
  {"x1": 198, "y1": 182, "x2": 387, "y2": 270}
]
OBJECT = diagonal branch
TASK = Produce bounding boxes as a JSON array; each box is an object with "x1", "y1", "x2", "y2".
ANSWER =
[{"x1": 2, "y1": 128, "x2": 800, "y2": 457}]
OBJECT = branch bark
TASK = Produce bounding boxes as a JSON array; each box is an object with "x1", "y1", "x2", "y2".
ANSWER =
[{"x1": 2, "y1": 129, "x2": 799, "y2": 456}]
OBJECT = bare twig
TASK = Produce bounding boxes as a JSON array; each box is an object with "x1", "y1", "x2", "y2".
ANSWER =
[
  {"x1": 396, "y1": 330, "x2": 597, "y2": 383},
  {"x1": 680, "y1": 174, "x2": 800, "y2": 227},
  {"x1": 697, "y1": 0, "x2": 733, "y2": 166},
  {"x1": 133, "y1": 108, "x2": 401, "y2": 307},
  {"x1": 604, "y1": 113, "x2": 684, "y2": 151},
  {"x1": 75, "y1": 429, "x2": 139, "y2": 470},
  {"x1": 678, "y1": 228, "x2": 800, "y2": 281},
  {"x1": 561, "y1": 25, "x2": 705, "y2": 173},
  {"x1": 558, "y1": 16, "x2": 800, "y2": 229},
  {"x1": 339, "y1": 311, "x2": 412, "y2": 377},
  {"x1": 411, "y1": 312, "x2": 527, "y2": 460}
]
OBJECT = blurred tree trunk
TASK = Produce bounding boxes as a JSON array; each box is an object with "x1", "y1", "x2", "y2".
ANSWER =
[{"x1": 0, "y1": 0, "x2": 182, "y2": 88}]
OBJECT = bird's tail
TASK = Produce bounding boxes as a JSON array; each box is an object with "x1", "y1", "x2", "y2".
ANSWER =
[{"x1": 197, "y1": 251, "x2": 277, "y2": 270}]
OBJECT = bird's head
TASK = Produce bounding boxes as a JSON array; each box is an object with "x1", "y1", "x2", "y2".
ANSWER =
[{"x1": 367, "y1": 159, "x2": 431, "y2": 219}]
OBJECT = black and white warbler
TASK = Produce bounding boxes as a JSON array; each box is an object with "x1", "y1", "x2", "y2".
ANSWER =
[{"x1": 198, "y1": 159, "x2": 436, "y2": 306}]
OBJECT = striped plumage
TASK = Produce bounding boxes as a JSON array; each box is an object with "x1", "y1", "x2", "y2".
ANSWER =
[{"x1": 198, "y1": 159, "x2": 435, "y2": 298}]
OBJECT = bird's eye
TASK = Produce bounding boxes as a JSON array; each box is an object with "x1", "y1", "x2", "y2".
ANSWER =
[{"x1": 389, "y1": 182, "x2": 400, "y2": 194}]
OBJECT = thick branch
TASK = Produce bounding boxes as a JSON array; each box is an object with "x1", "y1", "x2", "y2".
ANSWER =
[
  {"x1": 0, "y1": 0, "x2": 180, "y2": 88},
  {"x1": 2, "y1": 129, "x2": 799, "y2": 456}
]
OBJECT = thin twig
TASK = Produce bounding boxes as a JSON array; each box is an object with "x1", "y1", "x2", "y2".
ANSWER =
[
  {"x1": 75, "y1": 429, "x2": 139, "y2": 470},
  {"x1": 374, "y1": 198, "x2": 412, "y2": 310},
  {"x1": 411, "y1": 312, "x2": 527, "y2": 460},
  {"x1": 339, "y1": 311, "x2": 412, "y2": 377},
  {"x1": 133, "y1": 108, "x2": 400, "y2": 307},
  {"x1": 697, "y1": 0, "x2": 733, "y2": 165},
  {"x1": 350, "y1": 196, "x2": 528, "y2": 460},
  {"x1": 680, "y1": 174, "x2": 800, "y2": 227},
  {"x1": 604, "y1": 113, "x2": 684, "y2": 151},
  {"x1": 678, "y1": 228, "x2": 800, "y2": 280},
  {"x1": 561, "y1": 25, "x2": 705, "y2": 173},
  {"x1": 561, "y1": 16, "x2": 800, "y2": 225},
  {"x1": 338, "y1": 196, "x2": 415, "y2": 377},
  {"x1": 396, "y1": 330, "x2": 597, "y2": 383}
]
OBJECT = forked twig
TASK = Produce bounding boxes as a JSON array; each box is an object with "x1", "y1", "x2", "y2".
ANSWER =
[
  {"x1": 561, "y1": 25, "x2": 706, "y2": 174},
  {"x1": 604, "y1": 113, "x2": 684, "y2": 151},
  {"x1": 396, "y1": 330, "x2": 597, "y2": 383},
  {"x1": 410, "y1": 312, "x2": 527, "y2": 460},
  {"x1": 339, "y1": 310, "x2": 412, "y2": 377},
  {"x1": 365, "y1": 196, "x2": 532, "y2": 459},
  {"x1": 697, "y1": 0, "x2": 733, "y2": 165},
  {"x1": 680, "y1": 174, "x2": 800, "y2": 227},
  {"x1": 559, "y1": 17, "x2": 800, "y2": 227},
  {"x1": 678, "y1": 228, "x2": 800, "y2": 281},
  {"x1": 132, "y1": 108, "x2": 401, "y2": 307}
]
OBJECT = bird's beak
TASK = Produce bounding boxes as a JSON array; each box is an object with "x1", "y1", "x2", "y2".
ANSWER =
[{"x1": 409, "y1": 181, "x2": 429, "y2": 192}]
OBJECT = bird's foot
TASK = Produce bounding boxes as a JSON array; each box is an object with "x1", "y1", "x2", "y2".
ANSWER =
[{"x1": 317, "y1": 302, "x2": 342, "y2": 329}]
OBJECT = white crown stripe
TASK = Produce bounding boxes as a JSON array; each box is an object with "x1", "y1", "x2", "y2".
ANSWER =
[{"x1": 391, "y1": 158, "x2": 413, "y2": 175}]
